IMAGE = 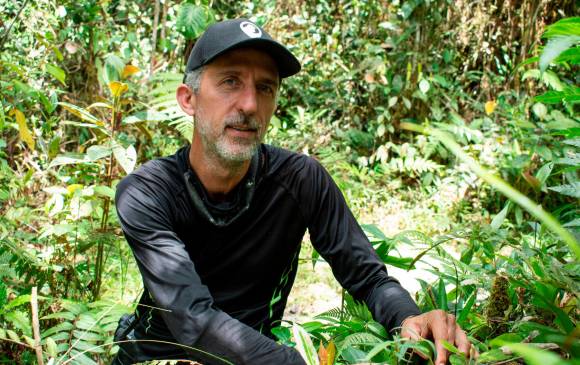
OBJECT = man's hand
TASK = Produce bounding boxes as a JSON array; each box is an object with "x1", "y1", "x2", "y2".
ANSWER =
[{"x1": 400, "y1": 310, "x2": 474, "y2": 365}]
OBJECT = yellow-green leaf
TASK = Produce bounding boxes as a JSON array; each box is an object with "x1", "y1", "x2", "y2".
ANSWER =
[
  {"x1": 109, "y1": 81, "x2": 129, "y2": 98},
  {"x1": 46, "y1": 63, "x2": 67, "y2": 86},
  {"x1": 485, "y1": 100, "x2": 497, "y2": 115},
  {"x1": 11, "y1": 108, "x2": 35, "y2": 150},
  {"x1": 46, "y1": 337, "x2": 58, "y2": 358}
]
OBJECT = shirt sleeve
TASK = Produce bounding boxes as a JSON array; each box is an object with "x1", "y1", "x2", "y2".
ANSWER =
[
  {"x1": 115, "y1": 174, "x2": 306, "y2": 365},
  {"x1": 297, "y1": 158, "x2": 421, "y2": 332}
]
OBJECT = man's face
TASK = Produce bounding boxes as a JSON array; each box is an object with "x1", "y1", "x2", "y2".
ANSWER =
[{"x1": 192, "y1": 48, "x2": 279, "y2": 163}]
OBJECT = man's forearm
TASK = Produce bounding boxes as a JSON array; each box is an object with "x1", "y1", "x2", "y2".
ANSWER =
[
  {"x1": 364, "y1": 280, "x2": 421, "y2": 333},
  {"x1": 191, "y1": 311, "x2": 306, "y2": 365}
]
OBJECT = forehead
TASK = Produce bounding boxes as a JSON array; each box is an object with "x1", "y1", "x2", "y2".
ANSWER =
[{"x1": 205, "y1": 47, "x2": 279, "y2": 79}]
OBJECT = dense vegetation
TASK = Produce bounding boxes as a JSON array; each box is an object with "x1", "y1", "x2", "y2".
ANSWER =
[{"x1": 0, "y1": 1, "x2": 578, "y2": 364}]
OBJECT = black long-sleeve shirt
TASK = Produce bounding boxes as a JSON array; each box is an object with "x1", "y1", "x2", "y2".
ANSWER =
[{"x1": 115, "y1": 144, "x2": 420, "y2": 364}]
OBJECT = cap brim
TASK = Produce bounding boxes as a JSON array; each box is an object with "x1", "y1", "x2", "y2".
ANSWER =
[{"x1": 202, "y1": 38, "x2": 301, "y2": 79}]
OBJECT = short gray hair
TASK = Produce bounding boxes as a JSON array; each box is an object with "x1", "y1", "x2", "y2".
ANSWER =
[{"x1": 184, "y1": 67, "x2": 205, "y2": 94}]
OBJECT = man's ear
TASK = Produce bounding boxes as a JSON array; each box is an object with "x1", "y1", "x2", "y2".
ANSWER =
[{"x1": 176, "y1": 84, "x2": 196, "y2": 116}]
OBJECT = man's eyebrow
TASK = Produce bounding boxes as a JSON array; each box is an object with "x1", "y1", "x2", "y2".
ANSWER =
[
  {"x1": 214, "y1": 70, "x2": 279, "y2": 87},
  {"x1": 258, "y1": 77, "x2": 279, "y2": 88}
]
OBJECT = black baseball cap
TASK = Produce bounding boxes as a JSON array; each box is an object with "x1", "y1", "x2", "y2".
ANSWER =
[{"x1": 184, "y1": 18, "x2": 301, "y2": 80}]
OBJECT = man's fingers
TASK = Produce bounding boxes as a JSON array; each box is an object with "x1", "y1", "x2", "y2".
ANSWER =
[
  {"x1": 455, "y1": 325, "x2": 471, "y2": 356},
  {"x1": 431, "y1": 311, "x2": 451, "y2": 365},
  {"x1": 401, "y1": 321, "x2": 422, "y2": 340}
]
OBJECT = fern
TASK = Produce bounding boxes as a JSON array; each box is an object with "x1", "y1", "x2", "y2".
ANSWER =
[{"x1": 148, "y1": 72, "x2": 193, "y2": 142}]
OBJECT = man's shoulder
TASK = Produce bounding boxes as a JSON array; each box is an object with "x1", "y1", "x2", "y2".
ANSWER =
[
  {"x1": 117, "y1": 146, "x2": 188, "y2": 197},
  {"x1": 263, "y1": 144, "x2": 327, "y2": 181}
]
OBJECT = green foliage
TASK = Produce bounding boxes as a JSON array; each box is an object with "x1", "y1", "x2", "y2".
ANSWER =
[{"x1": 1, "y1": 1, "x2": 578, "y2": 364}]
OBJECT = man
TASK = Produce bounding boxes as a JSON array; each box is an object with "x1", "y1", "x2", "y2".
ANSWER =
[{"x1": 112, "y1": 18, "x2": 472, "y2": 365}]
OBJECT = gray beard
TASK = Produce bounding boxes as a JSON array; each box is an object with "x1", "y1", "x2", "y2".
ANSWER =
[{"x1": 195, "y1": 112, "x2": 262, "y2": 164}]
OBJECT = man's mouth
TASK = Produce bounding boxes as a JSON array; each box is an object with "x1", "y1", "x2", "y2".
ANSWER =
[{"x1": 228, "y1": 125, "x2": 257, "y2": 132}]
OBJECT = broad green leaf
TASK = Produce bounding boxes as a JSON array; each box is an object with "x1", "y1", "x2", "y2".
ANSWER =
[
  {"x1": 554, "y1": 46, "x2": 580, "y2": 64},
  {"x1": 543, "y1": 17, "x2": 580, "y2": 38},
  {"x1": 123, "y1": 110, "x2": 169, "y2": 124},
  {"x1": 46, "y1": 63, "x2": 67, "y2": 86},
  {"x1": 563, "y1": 138, "x2": 580, "y2": 147},
  {"x1": 4, "y1": 295, "x2": 31, "y2": 310},
  {"x1": 293, "y1": 323, "x2": 320, "y2": 365},
  {"x1": 563, "y1": 218, "x2": 580, "y2": 228},
  {"x1": 73, "y1": 330, "x2": 103, "y2": 342},
  {"x1": 362, "y1": 224, "x2": 388, "y2": 241},
  {"x1": 42, "y1": 311, "x2": 76, "y2": 321},
  {"x1": 112, "y1": 143, "x2": 137, "y2": 174},
  {"x1": 94, "y1": 185, "x2": 115, "y2": 199},
  {"x1": 23, "y1": 335, "x2": 35, "y2": 348},
  {"x1": 69, "y1": 350, "x2": 98, "y2": 365},
  {"x1": 502, "y1": 343, "x2": 569, "y2": 365},
  {"x1": 532, "y1": 103, "x2": 548, "y2": 119},
  {"x1": 489, "y1": 333, "x2": 524, "y2": 348},
  {"x1": 476, "y1": 349, "x2": 512, "y2": 363},
  {"x1": 540, "y1": 36, "x2": 580, "y2": 72},
  {"x1": 176, "y1": 4, "x2": 214, "y2": 40},
  {"x1": 59, "y1": 102, "x2": 103, "y2": 125},
  {"x1": 103, "y1": 54, "x2": 125, "y2": 84},
  {"x1": 48, "y1": 153, "x2": 89, "y2": 168},
  {"x1": 86, "y1": 145, "x2": 112, "y2": 161},
  {"x1": 61, "y1": 300, "x2": 88, "y2": 315},
  {"x1": 7, "y1": 330, "x2": 19, "y2": 342},
  {"x1": 548, "y1": 182, "x2": 580, "y2": 198},
  {"x1": 46, "y1": 337, "x2": 58, "y2": 358},
  {"x1": 491, "y1": 202, "x2": 511, "y2": 230},
  {"x1": 535, "y1": 162, "x2": 554, "y2": 188},
  {"x1": 419, "y1": 79, "x2": 430, "y2": 93},
  {"x1": 441, "y1": 340, "x2": 461, "y2": 355}
]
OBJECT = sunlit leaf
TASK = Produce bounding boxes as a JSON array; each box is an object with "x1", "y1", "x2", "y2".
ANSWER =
[
  {"x1": 121, "y1": 64, "x2": 140, "y2": 79},
  {"x1": 502, "y1": 343, "x2": 568, "y2": 365},
  {"x1": 532, "y1": 102, "x2": 548, "y2": 119},
  {"x1": 318, "y1": 340, "x2": 336, "y2": 365},
  {"x1": 10, "y1": 108, "x2": 35, "y2": 150},
  {"x1": 491, "y1": 202, "x2": 511, "y2": 230},
  {"x1": 59, "y1": 102, "x2": 103, "y2": 125},
  {"x1": 123, "y1": 110, "x2": 169, "y2": 124},
  {"x1": 108, "y1": 81, "x2": 129, "y2": 98},
  {"x1": 86, "y1": 145, "x2": 112, "y2": 161},
  {"x1": 46, "y1": 63, "x2": 67, "y2": 86},
  {"x1": 543, "y1": 17, "x2": 580, "y2": 38},
  {"x1": 176, "y1": 3, "x2": 214, "y2": 40},
  {"x1": 540, "y1": 36, "x2": 580, "y2": 72},
  {"x1": 48, "y1": 153, "x2": 89, "y2": 168},
  {"x1": 46, "y1": 337, "x2": 58, "y2": 358},
  {"x1": 548, "y1": 182, "x2": 580, "y2": 198},
  {"x1": 293, "y1": 323, "x2": 320, "y2": 365},
  {"x1": 419, "y1": 79, "x2": 430, "y2": 93},
  {"x1": 94, "y1": 185, "x2": 115, "y2": 199},
  {"x1": 112, "y1": 143, "x2": 137, "y2": 174},
  {"x1": 485, "y1": 100, "x2": 497, "y2": 115},
  {"x1": 66, "y1": 184, "x2": 83, "y2": 195}
]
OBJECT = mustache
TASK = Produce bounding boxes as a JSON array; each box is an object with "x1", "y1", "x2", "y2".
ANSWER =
[{"x1": 224, "y1": 114, "x2": 260, "y2": 130}]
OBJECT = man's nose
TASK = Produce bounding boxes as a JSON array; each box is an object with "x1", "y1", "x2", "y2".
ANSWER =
[{"x1": 236, "y1": 85, "x2": 258, "y2": 115}]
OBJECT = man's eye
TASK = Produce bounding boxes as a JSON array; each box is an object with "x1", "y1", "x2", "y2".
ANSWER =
[
  {"x1": 258, "y1": 84, "x2": 274, "y2": 95},
  {"x1": 222, "y1": 78, "x2": 239, "y2": 87}
]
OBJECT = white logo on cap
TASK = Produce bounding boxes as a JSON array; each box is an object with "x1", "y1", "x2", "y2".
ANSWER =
[{"x1": 240, "y1": 21, "x2": 262, "y2": 38}]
